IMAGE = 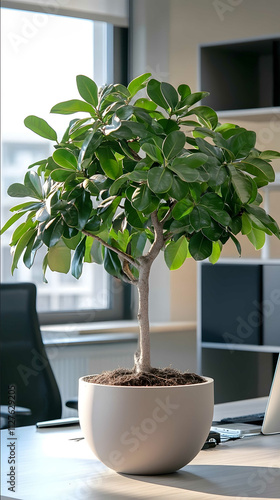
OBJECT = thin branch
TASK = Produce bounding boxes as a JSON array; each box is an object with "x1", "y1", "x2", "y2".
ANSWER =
[
  {"x1": 122, "y1": 260, "x2": 138, "y2": 285},
  {"x1": 82, "y1": 229, "x2": 140, "y2": 270},
  {"x1": 160, "y1": 201, "x2": 177, "y2": 224},
  {"x1": 163, "y1": 231, "x2": 173, "y2": 242},
  {"x1": 126, "y1": 145, "x2": 142, "y2": 162},
  {"x1": 144, "y1": 211, "x2": 165, "y2": 262},
  {"x1": 120, "y1": 271, "x2": 137, "y2": 285}
]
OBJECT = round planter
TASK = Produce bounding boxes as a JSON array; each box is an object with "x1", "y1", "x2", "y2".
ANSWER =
[{"x1": 78, "y1": 375, "x2": 214, "y2": 475}]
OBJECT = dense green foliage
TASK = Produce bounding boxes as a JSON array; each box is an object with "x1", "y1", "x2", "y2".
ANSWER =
[{"x1": 2, "y1": 73, "x2": 280, "y2": 282}]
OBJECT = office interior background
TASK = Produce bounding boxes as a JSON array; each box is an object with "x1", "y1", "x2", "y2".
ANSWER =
[{"x1": 1, "y1": 0, "x2": 280, "y2": 409}]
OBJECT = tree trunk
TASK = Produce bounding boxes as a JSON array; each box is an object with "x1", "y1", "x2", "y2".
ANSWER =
[{"x1": 134, "y1": 258, "x2": 152, "y2": 373}]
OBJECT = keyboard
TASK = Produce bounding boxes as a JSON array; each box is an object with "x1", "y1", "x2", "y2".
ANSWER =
[{"x1": 215, "y1": 412, "x2": 265, "y2": 426}]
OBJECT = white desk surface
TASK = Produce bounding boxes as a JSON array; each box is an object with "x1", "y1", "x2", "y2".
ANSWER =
[{"x1": 1, "y1": 397, "x2": 280, "y2": 500}]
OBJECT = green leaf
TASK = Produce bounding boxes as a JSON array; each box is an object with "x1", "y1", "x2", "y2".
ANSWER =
[
  {"x1": 98, "y1": 196, "x2": 121, "y2": 227},
  {"x1": 241, "y1": 213, "x2": 252, "y2": 235},
  {"x1": 168, "y1": 165, "x2": 198, "y2": 182},
  {"x1": 53, "y1": 149, "x2": 78, "y2": 170},
  {"x1": 50, "y1": 99, "x2": 94, "y2": 115},
  {"x1": 69, "y1": 117, "x2": 92, "y2": 134},
  {"x1": 109, "y1": 175, "x2": 129, "y2": 196},
  {"x1": 247, "y1": 213, "x2": 272, "y2": 235},
  {"x1": 142, "y1": 143, "x2": 163, "y2": 163},
  {"x1": 130, "y1": 232, "x2": 147, "y2": 259},
  {"x1": 238, "y1": 158, "x2": 275, "y2": 182},
  {"x1": 161, "y1": 82, "x2": 178, "y2": 109},
  {"x1": 179, "y1": 120, "x2": 200, "y2": 127},
  {"x1": 63, "y1": 232, "x2": 81, "y2": 249},
  {"x1": 71, "y1": 236, "x2": 86, "y2": 278},
  {"x1": 87, "y1": 237, "x2": 103, "y2": 263},
  {"x1": 103, "y1": 115, "x2": 121, "y2": 135},
  {"x1": 78, "y1": 130, "x2": 103, "y2": 169},
  {"x1": 162, "y1": 131, "x2": 185, "y2": 160},
  {"x1": 176, "y1": 92, "x2": 209, "y2": 111},
  {"x1": 134, "y1": 98, "x2": 157, "y2": 111},
  {"x1": 85, "y1": 237, "x2": 104, "y2": 264},
  {"x1": 247, "y1": 227, "x2": 266, "y2": 250},
  {"x1": 189, "y1": 232, "x2": 212, "y2": 261},
  {"x1": 131, "y1": 185, "x2": 153, "y2": 212},
  {"x1": 148, "y1": 167, "x2": 173, "y2": 194},
  {"x1": 27, "y1": 158, "x2": 48, "y2": 170},
  {"x1": 168, "y1": 154, "x2": 207, "y2": 182},
  {"x1": 147, "y1": 79, "x2": 169, "y2": 109},
  {"x1": 124, "y1": 200, "x2": 147, "y2": 229},
  {"x1": 10, "y1": 201, "x2": 43, "y2": 212},
  {"x1": 69, "y1": 124, "x2": 94, "y2": 140},
  {"x1": 24, "y1": 115, "x2": 57, "y2": 141},
  {"x1": 195, "y1": 137, "x2": 224, "y2": 161},
  {"x1": 168, "y1": 177, "x2": 189, "y2": 201},
  {"x1": 75, "y1": 191, "x2": 92, "y2": 230},
  {"x1": 200, "y1": 192, "x2": 225, "y2": 211},
  {"x1": 129, "y1": 170, "x2": 148, "y2": 182},
  {"x1": 228, "y1": 165, "x2": 254, "y2": 204},
  {"x1": 190, "y1": 206, "x2": 211, "y2": 230},
  {"x1": 207, "y1": 209, "x2": 231, "y2": 227},
  {"x1": 230, "y1": 216, "x2": 243, "y2": 235},
  {"x1": 228, "y1": 130, "x2": 256, "y2": 158},
  {"x1": 11, "y1": 228, "x2": 36, "y2": 274},
  {"x1": 164, "y1": 235, "x2": 188, "y2": 270},
  {"x1": 104, "y1": 247, "x2": 122, "y2": 279},
  {"x1": 186, "y1": 106, "x2": 218, "y2": 129},
  {"x1": 7, "y1": 183, "x2": 35, "y2": 198},
  {"x1": 230, "y1": 233, "x2": 242, "y2": 255},
  {"x1": 61, "y1": 204, "x2": 79, "y2": 228},
  {"x1": 24, "y1": 171, "x2": 43, "y2": 199},
  {"x1": 128, "y1": 73, "x2": 151, "y2": 97},
  {"x1": 0, "y1": 211, "x2": 27, "y2": 235},
  {"x1": 49, "y1": 219, "x2": 65, "y2": 247},
  {"x1": 23, "y1": 233, "x2": 39, "y2": 269},
  {"x1": 51, "y1": 169, "x2": 76, "y2": 182},
  {"x1": 215, "y1": 122, "x2": 239, "y2": 138},
  {"x1": 202, "y1": 219, "x2": 223, "y2": 241},
  {"x1": 172, "y1": 153, "x2": 208, "y2": 169},
  {"x1": 259, "y1": 150, "x2": 280, "y2": 160},
  {"x1": 48, "y1": 240, "x2": 71, "y2": 273},
  {"x1": 10, "y1": 218, "x2": 35, "y2": 247},
  {"x1": 246, "y1": 206, "x2": 279, "y2": 235},
  {"x1": 76, "y1": 75, "x2": 98, "y2": 106},
  {"x1": 209, "y1": 240, "x2": 222, "y2": 264},
  {"x1": 111, "y1": 229, "x2": 130, "y2": 253},
  {"x1": 115, "y1": 105, "x2": 134, "y2": 120},
  {"x1": 96, "y1": 147, "x2": 122, "y2": 180},
  {"x1": 178, "y1": 84, "x2": 191, "y2": 100},
  {"x1": 158, "y1": 119, "x2": 180, "y2": 134},
  {"x1": 172, "y1": 199, "x2": 193, "y2": 220}
]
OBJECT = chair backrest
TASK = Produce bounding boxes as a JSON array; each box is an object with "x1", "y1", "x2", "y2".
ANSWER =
[{"x1": 0, "y1": 283, "x2": 62, "y2": 426}]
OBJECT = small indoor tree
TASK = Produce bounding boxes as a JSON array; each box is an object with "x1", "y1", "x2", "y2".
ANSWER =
[{"x1": 2, "y1": 73, "x2": 280, "y2": 382}]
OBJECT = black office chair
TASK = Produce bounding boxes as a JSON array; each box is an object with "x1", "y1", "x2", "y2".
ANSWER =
[{"x1": 0, "y1": 282, "x2": 63, "y2": 427}]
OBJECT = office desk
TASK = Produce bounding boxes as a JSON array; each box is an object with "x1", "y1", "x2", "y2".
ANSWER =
[{"x1": 1, "y1": 398, "x2": 279, "y2": 500}]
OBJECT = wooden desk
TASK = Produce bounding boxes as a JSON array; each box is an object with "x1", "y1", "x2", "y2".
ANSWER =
[{"x1": 1, "y1": 398, "x2": 280, "y2": 500}]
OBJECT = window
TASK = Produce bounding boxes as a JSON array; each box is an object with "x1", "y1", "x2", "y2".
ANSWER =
[{"x1": 1, "y1": 7, "x2": 129, "y2": 323}]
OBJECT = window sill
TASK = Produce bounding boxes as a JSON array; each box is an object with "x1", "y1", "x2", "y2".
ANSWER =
[{"x1": 42, "y1": 320, "x2": 196, "y2": 347}]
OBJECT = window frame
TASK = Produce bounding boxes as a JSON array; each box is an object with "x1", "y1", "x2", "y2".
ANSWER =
[{"x1": 1, "y1": 4, "x2": 131, "y2": 326}]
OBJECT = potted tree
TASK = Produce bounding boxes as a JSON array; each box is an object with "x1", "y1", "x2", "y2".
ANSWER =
[{"x1": 1, "y1": 73, "x2": 279, "y2": 474}]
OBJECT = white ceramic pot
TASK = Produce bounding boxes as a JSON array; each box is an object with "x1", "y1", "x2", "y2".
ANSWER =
[{"x1": 79, "y1": 375, "x2": 214, "y2": 475}]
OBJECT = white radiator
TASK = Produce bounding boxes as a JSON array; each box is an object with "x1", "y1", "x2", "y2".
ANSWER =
[{"x1": 46, "y1": 341, "x2": 137, "y2": 417}]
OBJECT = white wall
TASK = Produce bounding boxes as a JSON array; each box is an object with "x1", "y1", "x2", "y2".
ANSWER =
[
  {"x1": 130, "y1": 0, "x2": 280, "y2": 322},
  {"x1": 2, "y1": 0, "x2": 129, "y2": 26}
]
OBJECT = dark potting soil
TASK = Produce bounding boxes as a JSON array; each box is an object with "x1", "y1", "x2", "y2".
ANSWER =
[{"x1": 85, "y1": 367, "x2": 206, "y2": 386}]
